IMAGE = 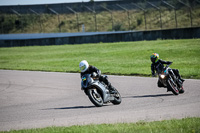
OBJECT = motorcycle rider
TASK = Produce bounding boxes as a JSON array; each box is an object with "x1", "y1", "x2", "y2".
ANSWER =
[
  {"x1": 150, "y1": 53, "x2": 184, "y2": 87},
  {"x1": 79, "y1": 60, "x2": 116, "y2": 93}
]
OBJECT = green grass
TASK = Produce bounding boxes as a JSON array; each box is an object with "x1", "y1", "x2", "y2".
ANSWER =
[
  {"x1": 0, "y1": 39, "x2": 200, "y2": 78},
  {"x1": 1, "y1": 117, "x2": 200, "y2": 133}
]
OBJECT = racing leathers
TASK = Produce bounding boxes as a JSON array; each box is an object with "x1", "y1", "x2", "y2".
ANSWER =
[{"x1": 151, "y1": 59, "x2": 172, "y2": 76}]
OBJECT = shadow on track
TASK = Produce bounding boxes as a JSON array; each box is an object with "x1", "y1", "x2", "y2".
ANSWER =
[
  {"x1": 42, "y1": 105, "x2": 109, "y2": 110},
  {"x1": 122, "y1": 93, "x2": 173, "y2": 99},
  {"x1": 42, "y1": 105, "x2": 95, "y2": 110}
]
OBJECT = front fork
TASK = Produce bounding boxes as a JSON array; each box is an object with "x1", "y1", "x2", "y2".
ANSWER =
[{"x1": 169, "y1": 70, "x2": 182, "y2": 89}]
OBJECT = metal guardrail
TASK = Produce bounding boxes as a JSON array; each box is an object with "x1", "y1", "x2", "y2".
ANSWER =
[{"x1": 0, "y1": 27, "x2": 199, "y2": 47}]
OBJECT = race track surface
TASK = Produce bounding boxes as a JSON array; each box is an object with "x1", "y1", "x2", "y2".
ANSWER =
[{"x1": 0, "y1": 70, "x2": 200, "y2": 131}]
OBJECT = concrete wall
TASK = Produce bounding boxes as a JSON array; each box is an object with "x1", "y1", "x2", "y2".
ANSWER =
[{"x1": 0, "y1": 27, "x2": 199, "y2": 47}]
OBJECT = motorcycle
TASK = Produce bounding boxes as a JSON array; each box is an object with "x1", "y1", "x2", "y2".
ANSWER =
[
  {"x1": 158, "y1": 65, "x2": 184, "y2": 95},
  {"x1": 81, "y1": 73, "x2": 122, "y2": 107}
]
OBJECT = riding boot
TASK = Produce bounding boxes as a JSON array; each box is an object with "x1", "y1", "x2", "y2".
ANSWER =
[
  {"x1": 177, "y1": 76, "x2": 185, "y2": 83},
  {"x1": 108, "y1": 84, "x2": 116, "y2": 94},
  {"x1": 180, "y1": 78, "x2": 185, "y2": 82},
  {"x1": 175, "y1": 76, "x2": 184, "y2": 88},
  {"x1": 174, "y1": 69, "x2": 185, "y2": 82}
]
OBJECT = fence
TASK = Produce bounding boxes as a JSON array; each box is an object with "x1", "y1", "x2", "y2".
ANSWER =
[
  {"x1": 0, "y1": 27, "x2": 199, "y2": 47},
  {"x1": 0, "y1": 0, "x2": 200, "y2": 34}
]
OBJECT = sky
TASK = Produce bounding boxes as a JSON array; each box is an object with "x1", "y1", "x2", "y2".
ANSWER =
[{"x1": 0, "y1": 0, "x2": 113, "y2": 6}]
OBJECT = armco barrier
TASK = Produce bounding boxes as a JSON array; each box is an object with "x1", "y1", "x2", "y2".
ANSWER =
[{"x1": 0, "y1": 27, "x2": 199, "y2": 47}]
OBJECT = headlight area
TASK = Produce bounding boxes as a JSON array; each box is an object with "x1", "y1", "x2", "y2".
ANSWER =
[{"x1": 160, "y1": 74, "x2": 165, "y2": 79}]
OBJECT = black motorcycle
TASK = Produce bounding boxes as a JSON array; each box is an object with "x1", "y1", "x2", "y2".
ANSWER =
[
  {"x1": 81, "y1": 73, "x2": 122, "y2": 107},
  {"x1": 158, "y1": 65, "x2": 184, "y2": 95}
]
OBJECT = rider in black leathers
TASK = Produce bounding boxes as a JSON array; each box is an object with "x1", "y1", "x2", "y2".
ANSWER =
[
  {"x1": 79, "y1": 60, "x2": 116, "y2": 93},
  {"x1": 150, "y1": 53, "x2": 184, "y2": 87}
]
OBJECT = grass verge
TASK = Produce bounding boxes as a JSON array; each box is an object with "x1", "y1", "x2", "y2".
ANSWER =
[
  {"x1": 0, "y1": 39, "x2": 200, "y2": 78},
  {"x1": 1, "y1": 117, "x2": 200, "y2": 133}
]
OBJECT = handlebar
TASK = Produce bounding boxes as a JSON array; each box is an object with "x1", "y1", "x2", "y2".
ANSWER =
[
  {"x1": 165, "y1": 63, "x2": 172, "y2": 69},
  {"x1": 165, "y1": 65, "x2": 169, "y2": 68}
]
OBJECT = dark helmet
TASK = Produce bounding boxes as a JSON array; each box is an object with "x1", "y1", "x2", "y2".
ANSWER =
[{"x1": 150, "y1": 53, "x2": 159, "y2": 63}]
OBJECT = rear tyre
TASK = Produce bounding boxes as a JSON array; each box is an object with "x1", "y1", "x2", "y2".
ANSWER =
[
  {"x1": 179, "y1": 87, "x2": 185, "y2": 94},
  {"x1": 111, "y1": 89, "x2": 122, "y2": 105},
  {"x1": 87, "y1": 89, "x2": 103, "y2": 107},
  {"x1": 167, "y1": 78, "x2": 179, "y2": 95}
]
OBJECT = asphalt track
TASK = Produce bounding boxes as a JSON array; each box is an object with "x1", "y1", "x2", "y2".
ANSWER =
[{"x1": 0, "y1": 70, "x2": 200, "y2": 131}]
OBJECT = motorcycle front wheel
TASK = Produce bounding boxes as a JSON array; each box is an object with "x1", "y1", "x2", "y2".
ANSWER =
[
  {"x1": 87, "y1": 89, "x2": 103, "y2": 107},
  {"x1": 167, "y1": 78, "x2": 179, "y2": 95}
]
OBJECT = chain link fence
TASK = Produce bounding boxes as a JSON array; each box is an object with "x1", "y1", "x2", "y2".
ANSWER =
[{"x1": 0, "y1": 0, "x2": 199, "y2": 34}]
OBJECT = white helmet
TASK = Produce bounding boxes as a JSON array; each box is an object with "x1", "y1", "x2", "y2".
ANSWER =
[{"x1": 79, "y1": 60, "x2": 89, "y2": 72}]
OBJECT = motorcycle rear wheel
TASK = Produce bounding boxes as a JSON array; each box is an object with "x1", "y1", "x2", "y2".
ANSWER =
[
  {"x1": 111, "y1": 89, "x2": 122, "y2": 105},
  {"x1": 87, "y1": 89, "x2": 103, "y2": 107},
  {"x1": 179, "y1": 87, "x2": 185, "y2": 94}
]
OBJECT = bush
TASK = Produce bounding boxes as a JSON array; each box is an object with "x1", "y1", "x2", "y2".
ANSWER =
[
  {"x1": 137, "y1": 17, "x2": 143, "y2": 26},
  {"x1": 113, "y1": 22, "x2": 125, "y2": 31}
]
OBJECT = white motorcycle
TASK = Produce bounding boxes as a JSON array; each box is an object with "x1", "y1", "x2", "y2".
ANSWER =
[{"x1": 81, "y1": 73, "x2": 122, "y2": 107}]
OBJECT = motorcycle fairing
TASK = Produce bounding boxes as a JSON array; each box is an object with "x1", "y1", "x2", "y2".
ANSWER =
[{"x1": 81, "y1": 74, "x2": 114, "y2": 103}]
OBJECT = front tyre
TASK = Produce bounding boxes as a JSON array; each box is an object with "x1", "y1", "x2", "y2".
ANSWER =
[
  {"x1": 87, "y1": 89, "x2": 103, "y2": 107},
  {"x1": 167, "y1": 78, "x2": 179, "y2": 95},
  {"x1": 111, "y1": 89, "x2": 122, "y2": 105}
]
